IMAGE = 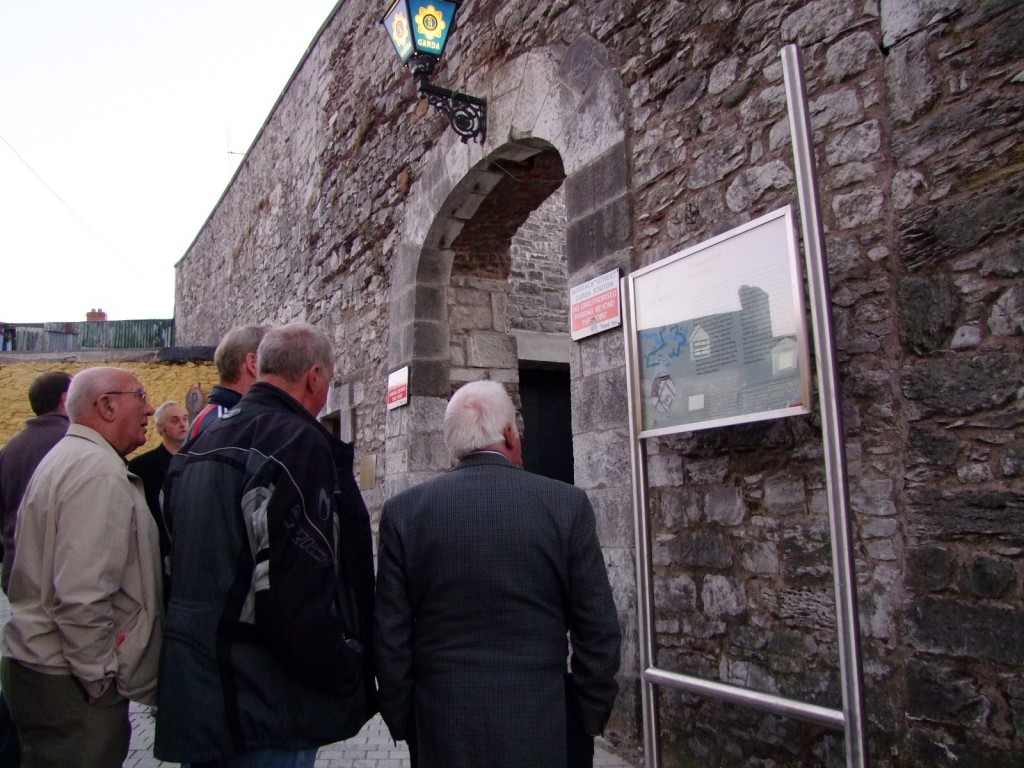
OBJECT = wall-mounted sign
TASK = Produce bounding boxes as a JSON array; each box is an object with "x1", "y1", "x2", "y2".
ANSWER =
[
  {"x1": 387, "y1": 366, "x2": 409, "y2": 410},
  {"x1": 626, "y1": 206, "x2": 811, "y2": 437},
  {"x1": 382, "y1": 0, "x2": 458, "y2": 62},
  {"x1": 570, "y1": 269, "x2": 622, "y2": 341},
  {"x1": 185, "y1": 384, "x2": 205, "y2": 418}
]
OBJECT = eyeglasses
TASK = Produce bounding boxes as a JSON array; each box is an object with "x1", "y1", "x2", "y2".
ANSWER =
[{"x1": 103, "y1": 389, "x2": 147, "y2": 401}]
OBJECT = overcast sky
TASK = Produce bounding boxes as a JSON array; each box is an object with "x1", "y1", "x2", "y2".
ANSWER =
[{"x1": 1, "y1": 0, "x2": 339, "y2": 323}]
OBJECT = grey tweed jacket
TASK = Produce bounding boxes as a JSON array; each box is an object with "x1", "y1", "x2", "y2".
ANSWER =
[{"x1": 374, "y1": 451, "x2": 621, "y2": 768}]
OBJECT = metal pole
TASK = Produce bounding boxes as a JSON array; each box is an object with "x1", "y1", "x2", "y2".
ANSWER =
[
  {"x1": 644, "y1": 668, "x2": 845, "y2": 730},
  {"x1": 621, "y1": 278, "x2": 661, "y2": 768},
  {"x1": 781, "y1": 43, "x2": 869, "y2": 768}
]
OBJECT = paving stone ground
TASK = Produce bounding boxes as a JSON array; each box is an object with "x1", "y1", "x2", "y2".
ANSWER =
[
  {"x1": 2, "y1": 592, "x2": 635, "y2": 767},
  {"x1": 127, "y1": 704, "x2": 635, "y2": 767}
]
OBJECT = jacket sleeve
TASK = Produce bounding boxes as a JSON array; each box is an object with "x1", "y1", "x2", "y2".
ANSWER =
[
  {"x1": 373, "y1": 503, "x2": 415, "y2": 741},
  {"x1": 251, "y1": 437, "x2": 366, "y2": 696},
  {"x1": 566, "y1": 490, "x2": 622, "y2": 735},
  {"x1": 52, "y1": 470, "x2": 134, "y2": 699}
]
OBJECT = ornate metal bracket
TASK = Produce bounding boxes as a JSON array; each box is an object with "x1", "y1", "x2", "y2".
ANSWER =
[{"x1": 417, "y1": 80, "x2": 486, "y2": 144}]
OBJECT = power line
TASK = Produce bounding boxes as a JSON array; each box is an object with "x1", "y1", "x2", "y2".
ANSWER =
[{"x1": 0, "y1": 132, "x2": 124, "y2": 259}]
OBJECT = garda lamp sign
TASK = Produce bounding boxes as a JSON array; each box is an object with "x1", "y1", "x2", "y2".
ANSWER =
[{"x1": 382, "y1": 0, "x2": 459, "y2": 63}]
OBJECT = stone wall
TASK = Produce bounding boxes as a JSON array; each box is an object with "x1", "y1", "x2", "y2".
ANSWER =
[
  {"x1": 509, "y1": 186, "x2": 569, "y2": 335},
  {"x1": 0, "y1": 353, "x2": 218, "y2": 456},
  {"x1": 173, "y1": 0, "x2": 1023, "y2": 764}
]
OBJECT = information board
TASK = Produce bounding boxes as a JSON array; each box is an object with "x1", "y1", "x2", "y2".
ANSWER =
[{"x1": 627, "y1": 206, "x2": 811, "y2": 436}]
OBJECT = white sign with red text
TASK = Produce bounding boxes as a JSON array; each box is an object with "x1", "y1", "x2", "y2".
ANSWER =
[
  {"x1": 570, "y1": 269, "x2": 621, "y2": 341},
  {"x1": 387, "y1": 366, "x2": 409, "y2": 410}
]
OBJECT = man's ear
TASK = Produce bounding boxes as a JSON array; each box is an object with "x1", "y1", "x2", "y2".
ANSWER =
[
  {"x1": 503, "y1": 423, "x2": 517, "y2": 448},
  {"x1": 244, "y1": 351, "x2": 258, "y2": 379},
  {"x1": 306, "y1": 364, "x2": 322, "y2": 394},
  {"x1": 95, "y1": 394, "x2": 118, "y2": 423}
]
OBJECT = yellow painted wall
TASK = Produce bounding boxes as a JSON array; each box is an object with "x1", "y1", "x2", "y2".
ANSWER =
[{"x1": 0, "y1": 359, "x2": 218, "y2": 458}]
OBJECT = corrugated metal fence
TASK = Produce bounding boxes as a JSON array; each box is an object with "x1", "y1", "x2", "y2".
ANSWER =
[{"x1": 1, "y1": 320, "x2": 174, "y2": 352}]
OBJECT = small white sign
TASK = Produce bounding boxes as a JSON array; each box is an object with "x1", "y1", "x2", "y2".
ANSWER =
[
  {"x1": 386, "y1": 366, "x2": 409, "y2": 410},
  {"x1": 570, "y1": 269, "x2": 622, "y2": 341}
]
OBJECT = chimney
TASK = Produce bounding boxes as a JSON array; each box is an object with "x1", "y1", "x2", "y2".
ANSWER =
[{"x1": 87, "y1": 308, "x2": 107, "y2": 322}]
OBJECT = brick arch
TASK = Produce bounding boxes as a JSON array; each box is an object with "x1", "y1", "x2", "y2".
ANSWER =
[{"x1": 384, "y1": 36, "x2": 632, "y2": 490}]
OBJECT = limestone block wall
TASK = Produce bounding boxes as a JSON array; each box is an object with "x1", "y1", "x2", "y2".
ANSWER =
[
  {"x1": 171, "y1": 0, "x2": 1024, "y2": 764},
  {"x1": 0, "y1": 354, "x2": 217, "y2": 456},
  {"x1": 509, "y1": 187, "x2": 569, "y2": 335}
]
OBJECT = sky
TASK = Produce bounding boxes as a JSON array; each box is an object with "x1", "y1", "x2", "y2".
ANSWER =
[{"x1": 1, "y1": 0, "x2": 340, "y2": 323}]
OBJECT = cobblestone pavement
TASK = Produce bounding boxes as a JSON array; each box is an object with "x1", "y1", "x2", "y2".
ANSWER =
[
  {"x1": 127, "y1": 703, "x2": 636, "y2": 767},
  {"x1": 4, "y1": 590, "x2": 635, "y2": 767}
]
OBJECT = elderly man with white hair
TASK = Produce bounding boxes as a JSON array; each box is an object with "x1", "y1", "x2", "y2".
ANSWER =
[
  {"x1": 1, "y1": 366, "x2": 163, "y2": 768},
  {"x1": 374, "y1": 379, "x2": 621, "y2": 768}
]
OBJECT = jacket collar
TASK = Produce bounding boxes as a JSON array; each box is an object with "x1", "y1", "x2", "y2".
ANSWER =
[
  {"x1": 25, "y1": 412, "x2": 69, "y2": 429},
  {"x1": 453, "y1": 451, "x2": 515, "y2": 471},
  {"x1": 239, "y1": 381, "x2": 309, "y2": 418},
  {"x1": 65, "y1": 423, "x2": 128, "y2": 464},
  {"x1": 209, "y1": 384, "x2": 243, "y2": 410},
  {"x1": 237, "y1": 382, "x2": 355, "y2": 460}
]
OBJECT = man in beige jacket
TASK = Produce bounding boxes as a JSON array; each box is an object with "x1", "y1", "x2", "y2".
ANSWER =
[{"x1": 1, "y1": 367, "x2": 163, "y2": 768}]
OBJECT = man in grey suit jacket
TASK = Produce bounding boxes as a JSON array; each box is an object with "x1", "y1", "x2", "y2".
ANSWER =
[{"x1": 374, "y1": 380, "x2": 621, "y2": 768}]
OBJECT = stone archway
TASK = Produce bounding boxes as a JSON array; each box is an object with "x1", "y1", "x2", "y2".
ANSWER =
[
  {"x1": 385, "y1": 35, "x2": 631, "y2": 476},
  {"x1": 383, "y1": 36, "x2": 638, "y2": 743}
]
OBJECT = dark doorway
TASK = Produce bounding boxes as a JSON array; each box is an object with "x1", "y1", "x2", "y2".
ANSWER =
[{"x1": 519, "y1": 366, "x2": 574, "y2": 484}]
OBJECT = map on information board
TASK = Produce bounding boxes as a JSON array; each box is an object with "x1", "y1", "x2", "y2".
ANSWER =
[{"x1": 628, "y1": 206, "x2": 811, "y2": 437}]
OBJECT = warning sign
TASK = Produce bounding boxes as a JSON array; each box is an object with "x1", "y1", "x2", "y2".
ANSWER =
[
  {"x1": 387, "y1": 366, "x2": 409, "y2": 410},
  {"x1": 570, "y1": 270, "x2": 621, "y2": 341}
]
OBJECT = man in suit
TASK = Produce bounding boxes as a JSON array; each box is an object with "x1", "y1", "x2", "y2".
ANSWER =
[{"x1": 374, "y1": 379, "x2": 621, "y2": 768}]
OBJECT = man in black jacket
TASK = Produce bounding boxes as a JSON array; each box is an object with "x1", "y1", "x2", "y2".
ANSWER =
[
  {"x1": 155, "y1": 322, "x2": 375, "y2": 767},
  {"x1": 187, "y1": 324, "x2": 266, "y2": 441},
  {"x1": 127, "y1": 400, "x2": 189, "y2": 580}
]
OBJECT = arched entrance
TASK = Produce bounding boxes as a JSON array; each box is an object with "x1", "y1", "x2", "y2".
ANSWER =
[{"x1": 384, "y1": 36, "x2": 639, "y2": 744}]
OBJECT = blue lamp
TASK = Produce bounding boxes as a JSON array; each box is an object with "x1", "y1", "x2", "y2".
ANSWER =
[{"x1": 381, "y1": 0, "x2": 486, "y2": 143}]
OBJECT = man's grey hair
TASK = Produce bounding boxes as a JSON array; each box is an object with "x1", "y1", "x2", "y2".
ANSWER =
[
  {"x1": 444, "y1": 380, "x2": 516, "y2": 461},
  {"x1": 257, "y1": 322, "x2": 334, "y2": 382},
  {"x1": 154, "y1": 401, "x2": 182, "y2": 425},
  {"x1": 66, "y1": 367, "x2": 128, "y2": 422},
  {"x1": 214, "y1": 324, "x2": 268, "y2": 383}
]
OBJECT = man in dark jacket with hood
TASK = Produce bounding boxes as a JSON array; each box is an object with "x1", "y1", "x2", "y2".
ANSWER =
[{"x1": 155, "y1": 322, "x2": 375, "y2": 767}]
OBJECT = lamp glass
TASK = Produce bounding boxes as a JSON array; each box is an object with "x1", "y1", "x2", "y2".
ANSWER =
[
  {"x1": 382, "y1": 0, "x2": 414, "y2": 62},
  {"x1": 409, "y1": 0, "x2": 458, "y2": 58}
]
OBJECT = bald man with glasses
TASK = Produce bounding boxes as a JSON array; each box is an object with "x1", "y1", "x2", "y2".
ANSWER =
[{"x1": 1, "y1": 367, "x2": 163, "y2": 768}]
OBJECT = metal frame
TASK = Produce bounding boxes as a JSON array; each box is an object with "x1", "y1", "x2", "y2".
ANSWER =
[
  {"x1": 782, "y1": 42, "x2": 869, "y2": 767},
  {"x1": 628, "y1": 206, "x2": 812, "y2": 437},
  {"x1": 623, "y1": 44, "x2": 868, "y2": 768}
]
